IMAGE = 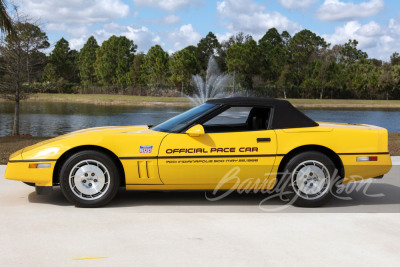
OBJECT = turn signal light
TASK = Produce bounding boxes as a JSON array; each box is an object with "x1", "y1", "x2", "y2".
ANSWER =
[{"x1": 29, "y1": 163, "x2": 51, "y2": 168}]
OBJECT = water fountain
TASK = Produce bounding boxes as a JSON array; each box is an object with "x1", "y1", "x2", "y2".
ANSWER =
[{"x1": 186, "y1": 56, "x2": 232, "y2": 105}]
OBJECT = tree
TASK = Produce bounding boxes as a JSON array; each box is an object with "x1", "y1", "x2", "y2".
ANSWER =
[
  {"x1": 286, "y1": 30, "x2": 328, "y2": 87},
  {"x1": 78, "y1": 36, "x2": 99, "y2": 88},
  {"x1": 19, "y1": 22, "x2": 49, "y2": 83},
  {"x1": 258, "y1": 28, "x2": 289, "y2": 85},
  {"x1": 347, "y1": 60, "x2": 379, "y2": 99},
  {"x1": 196, "y1": 32, "x2": 220, "y2": 71},
  {"x1": 169, "y1": 47, "x2": 200, "y2": 94},
  {"x1": 226, "y1": 38, "x2": 261, "y2": 92},
  {"x1": 95, "y1": 35, "x2": 137, "y2": 90},
  {"x1": 340, "y1": 39, "x2": 368, "y2": 66},
  {"x1": 141, "y1": 45, "x2": 169, "y2": 87},
  {"x1": 0, "y1": 19, "x2": 49, "y2": 135},
  {"x1": 216, "y1": 32, "x2": 252, "y2": 73},
  {"x1": 46, "y1": 37, "x2": 78, "y2": 82},
  {"x1": 129, "y1": 52, "x2": 145, "y2": 90},
  {"x1": 390, "y1": 52, "x2": 400, "y2": 66},
  {"x1": 277, "y1": 65, "x2": 294, "y2": 98},
  {"x1": 379, "y1": 62, "x2": 394, "y2": 100},
  {"x1": 0, "y1": 0, "x2": 13, "y2": 35}
]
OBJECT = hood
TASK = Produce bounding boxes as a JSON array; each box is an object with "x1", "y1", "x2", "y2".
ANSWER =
[{"x1": 22, "y1": 125, "x2": 150, "y2": 154}]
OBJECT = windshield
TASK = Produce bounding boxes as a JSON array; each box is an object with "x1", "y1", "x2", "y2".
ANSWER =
[{"x1": 152, "y1": 103, "x2": 217, "y2": 133}]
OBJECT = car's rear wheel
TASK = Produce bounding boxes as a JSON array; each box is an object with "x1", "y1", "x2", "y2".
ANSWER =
[
  {"x1": 282, "y1": 151, "x2": 339, "y2": 207},
  {"x1": 59, "y1": 150, "x2": 120, "y2": 207}
]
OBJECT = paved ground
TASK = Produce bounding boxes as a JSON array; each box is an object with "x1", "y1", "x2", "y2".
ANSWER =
[{"x1": 0, "y1": 158, "x2": 399, "y2": 266}]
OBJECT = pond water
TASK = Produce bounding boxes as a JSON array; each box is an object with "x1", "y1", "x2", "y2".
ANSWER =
[{"x1": 0, "y1": 102, "x2": 399, "y2": 136}]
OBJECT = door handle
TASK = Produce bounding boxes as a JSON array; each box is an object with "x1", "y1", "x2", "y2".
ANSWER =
[{"x1": 257, "y1": 138, "x2": 271, "y2": 143}]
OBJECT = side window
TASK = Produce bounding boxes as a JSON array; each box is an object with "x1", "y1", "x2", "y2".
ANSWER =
[
  {"x1": 203, "y1": 106, "x2": 271, "y2": 133},
  {"x1": 204, "y1": 107, "x2": 252, "y2": 126}
]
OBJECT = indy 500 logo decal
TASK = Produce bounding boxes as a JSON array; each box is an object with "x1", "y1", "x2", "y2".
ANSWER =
[{"x1": 139, "y1": 145, "x2": 153, "y2": 153}]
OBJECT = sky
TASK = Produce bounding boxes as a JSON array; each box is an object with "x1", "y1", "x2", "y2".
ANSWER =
[{"x1": 13, "y1": 0, "x2": 400, "y2": 61}]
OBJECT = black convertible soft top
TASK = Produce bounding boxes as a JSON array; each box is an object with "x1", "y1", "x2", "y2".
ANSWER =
[{"x1": 206, "y1": 97, "x2": 318, "y2": 129}]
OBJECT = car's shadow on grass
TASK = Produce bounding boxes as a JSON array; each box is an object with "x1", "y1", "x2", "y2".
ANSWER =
[{"x1": 28, "y1": 183, "x2": 400, "y2": 212}]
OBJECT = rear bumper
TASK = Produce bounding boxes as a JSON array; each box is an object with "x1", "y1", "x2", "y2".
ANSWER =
[
  {"x1": 340, "y1": 153, "x2": 392, "y2": 183},
  {"x1": 5, "y1": 161, "x2": 55, "y2": 187}
]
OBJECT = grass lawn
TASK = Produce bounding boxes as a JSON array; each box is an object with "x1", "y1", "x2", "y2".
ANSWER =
[
  {"x1": 25, "y1": 93, "x2": 190, "y2": 106},
  {"x1": 2, "y1": 94, "x2": 400, "y2": 108},
  {"x1": 1, "y1": 134, "x2": 399, "y2": 165}
]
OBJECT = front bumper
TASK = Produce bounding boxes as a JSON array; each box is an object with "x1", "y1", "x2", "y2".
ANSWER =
[{"x1": 5, "y1": 161, "x2": 55, "y2": 187}]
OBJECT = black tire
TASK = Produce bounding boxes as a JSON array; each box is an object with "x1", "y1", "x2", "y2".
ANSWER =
[
  {"x1": 23, "y1": 182, "x2": 35, "y2": 187},
  {"x1": 281, "y1": 151, "x2": 339, "y2": 207},
  {"x1": 59, "y1": 150, "x2": 120, "y2": 208}
]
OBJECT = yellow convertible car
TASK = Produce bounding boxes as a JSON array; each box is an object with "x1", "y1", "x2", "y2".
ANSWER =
[{"x1": 5, "y1": 97, "x2": 392, "y2": 207}]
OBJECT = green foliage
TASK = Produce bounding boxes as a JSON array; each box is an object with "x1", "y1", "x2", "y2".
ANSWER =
[
  {"x1": 141, "y1": 45, "x2": 169, "y2": 87},
  {"x1": 226, "y1": 38, "x2": 261, "y2": 90},
  {"x1": 259, "y1": 28, "x2": 288, "y2": 83},
  {"x1": 340, "y1": 40, "x2": 368, "y2": 66},
  {"x1": 2, "y1": 21, "x2": 400, "y2": 100},
  {"x1": 390, "y1": 52, "x2": 400, "y2": 66},
  {"x1": 196, "y1": 32, "x2": 220, "y2": 71},
  {"x1": 78, "y1": 36, "x2": 99, "y2": 87},
  {"x1": 94, "y1": 35, "x2": 137, "y2": 89},
  {"x1": 287, "y1": 30, "x2": 328, "y2": 87},
  {"x1": 48, "y1": 38, "x2": 72, "y2": 80},
  {"x1": 42, "y1": 63, "x2": 57, "y2": 82},
  {"x1": 216, "y1": 32, "x2": 252, "y2": 72},
  {"x1": 129, "y1": 52, "x2": 145, "y2": 88},
  {"x1": 0, "y1": 0, "x2": 13, "y2": 35},
  {"x1": 169, "y1": 47, "x2": 200, "y2": 93}
]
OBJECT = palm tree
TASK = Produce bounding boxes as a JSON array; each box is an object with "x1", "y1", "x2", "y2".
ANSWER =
[{"x1": 0, "y1": 0, "x2": 13, "y2": 35}]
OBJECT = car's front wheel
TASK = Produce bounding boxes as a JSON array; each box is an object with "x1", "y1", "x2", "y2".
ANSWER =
[
  {"x1": 282, "y1": 151, "x2": 339, "y2": 207},
  {"x1": 59, "y1": 150, "x2": 120, "y2": 207}
]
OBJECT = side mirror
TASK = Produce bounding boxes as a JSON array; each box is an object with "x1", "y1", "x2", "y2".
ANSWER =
[{"x1": 185, "y1": 124, "x2": 205, "y2": 137}]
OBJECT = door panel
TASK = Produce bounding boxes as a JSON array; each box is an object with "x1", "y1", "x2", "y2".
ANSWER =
[{"x1": 158, "y1": 130, "x2": 277, "y2": 185}]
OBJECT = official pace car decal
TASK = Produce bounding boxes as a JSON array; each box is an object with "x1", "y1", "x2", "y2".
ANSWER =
[
  {"x1": 139, "y1": 145, "x2": 153, "y2": 153},
  {"x1": 166, "y1": 147, "x2": 258, "y2": 154}
]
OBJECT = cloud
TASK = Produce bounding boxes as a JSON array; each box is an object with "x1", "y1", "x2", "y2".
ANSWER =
[
  {"x1": 69, "y1": 37, "x2": 87, "y2": 50},
  {"x1": 163, "y1": 24, "x2": 201, "y2": 51},
  {"x1": 17, "y1": 0, "x2": 129, "y2": 24},
  {"x1": 215, "y1": 32, "x2": 233, "y2": 43},
  {"x1": 316, "y1": 0, "x2": 384, "y2": 21},
  {"x1": 95, "y1": 23, "x2": 162, "y2": 52},
  {"x1": 323, "y1": 19, "x2": 400, "y2": 60},
  {"x1": 217, "y1": 0, "x2": 301, "y2": 40},
  {"x1": 147, "y1": 15, "x2": 181, "y2": 25},
  {"x1": 69, "y1": 22, "x2": 162, "y2": 52},
  {"x1": 17, "y1": 0, "x2": 130, "y2": 39},
  {"x1": 134, "y1": 0, "x2": 200, "y2": 12},
  {"x1": 278, "y1": 0, "x2": 318, "y2": 10}
]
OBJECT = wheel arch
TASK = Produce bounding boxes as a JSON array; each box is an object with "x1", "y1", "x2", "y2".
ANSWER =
[
  {"x1": 53, "y1": 145, "x2": 126, "y2": 187},
  {"x1": 277, "y1": 145, "x2": 344, "y2": 179}
]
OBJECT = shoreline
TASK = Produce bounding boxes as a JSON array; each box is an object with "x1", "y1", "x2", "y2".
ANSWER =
[{"x1": 1, "y1": 94, "x2": 400, "y2": 109}]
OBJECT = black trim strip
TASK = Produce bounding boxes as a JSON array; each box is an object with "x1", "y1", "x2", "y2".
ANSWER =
[
  {"x1": 120, "y1": 154, "x2": 285, "y2": 160},
  {"x1": 120, "y1": 156, "x2": 158, "y2": 160},
  {"x1": 8, "y1": 159, "x2": 57, "y2": 163},
  {"x1": 338, "y1": 152, "x2": 390, "y2": 155}
]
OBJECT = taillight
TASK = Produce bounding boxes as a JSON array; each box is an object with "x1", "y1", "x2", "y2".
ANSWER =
[{"x1": 356, "y1": 156, "x2": 378, "y2": 162}]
